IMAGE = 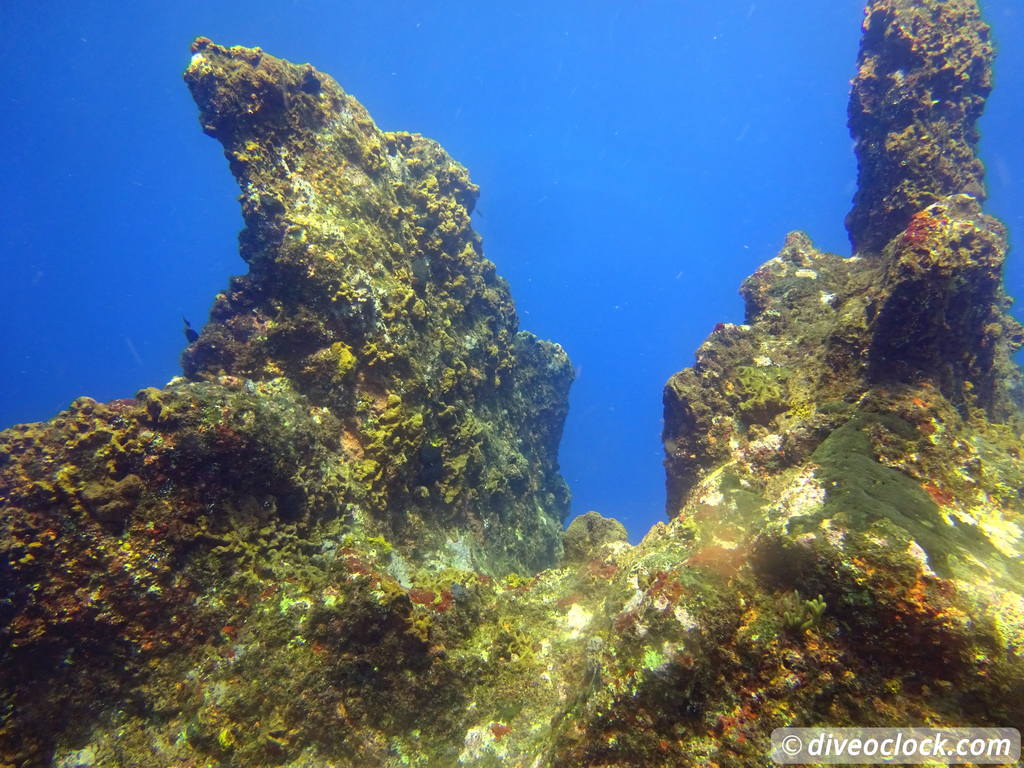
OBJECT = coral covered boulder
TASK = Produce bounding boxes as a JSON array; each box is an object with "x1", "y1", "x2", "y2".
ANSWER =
[{"x1": 562, "y1": 510, "x2": 629, "y2": 564}]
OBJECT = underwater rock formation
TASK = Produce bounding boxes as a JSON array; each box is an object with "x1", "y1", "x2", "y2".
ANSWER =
[
  {"x1": 0, "y1": 39, "x2": 571, "y2": 767},
  {"x1": 846, "y1": 0, "x2": 993, "y2": 254},
  {"x1": 1, "y1": 1, "x2": 1023, "y2": 765},
  {"x1": 561, "y1": 510, "x2": 629, "y2": 564},
  {"x1": 659, "y1": 0, "x2": 1024, "y2": 761},
  {"x1": 665, "y1": 0, "x2": 1021, "y2": 511},
  {"x1": 181, "y1": 39, "x2": 572, "y2": 574}
]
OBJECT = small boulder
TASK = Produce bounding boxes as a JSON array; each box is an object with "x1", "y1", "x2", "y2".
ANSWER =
[{"x1": 562, "y1": 511, "x2": 628, "y2": 564}]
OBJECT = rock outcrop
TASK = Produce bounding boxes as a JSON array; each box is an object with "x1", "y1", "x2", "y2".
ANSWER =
[
  {"x1": 659, "y1": 0, "x2": 1024, "y2": 761},
  {"x1": 0, "y1": 39, "x2": 571, "y2": 767},
  {"x1": 181, "y1": 39, "x2": 572, "y2": 574},
  {"x1": 664, "y1": 0, "x2": 1022, "y2": 512}
]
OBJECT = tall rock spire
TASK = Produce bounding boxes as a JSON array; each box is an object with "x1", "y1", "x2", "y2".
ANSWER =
[{"x1": 846, "y1": 0, "x2": 993, "y2": 255}]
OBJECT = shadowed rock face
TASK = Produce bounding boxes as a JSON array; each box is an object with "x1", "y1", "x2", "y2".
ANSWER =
[
  {"x1": 865, "y1": 194, "x2": 1022, "y2": 413},
  {"x1": 846, "y1": 0, "x2": 993, "y2": 255}
]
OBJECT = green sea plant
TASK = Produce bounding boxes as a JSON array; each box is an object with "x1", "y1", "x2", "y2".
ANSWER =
[
  {"x1": 781, "y1": 590, "x2": 827, "y2": 633},
  {"x1": 734, "y1": 364, "x2": 789, "y2": 421}
]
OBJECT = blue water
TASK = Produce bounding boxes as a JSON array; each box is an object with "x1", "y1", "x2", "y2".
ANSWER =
[{"x1": 2, "y1": 1, "x2": 1022, "y2": 540}]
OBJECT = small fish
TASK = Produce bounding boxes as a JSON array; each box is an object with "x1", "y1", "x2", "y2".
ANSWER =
[{"x1": 182, "y1": 316, "x2": 199, "y2": 343}]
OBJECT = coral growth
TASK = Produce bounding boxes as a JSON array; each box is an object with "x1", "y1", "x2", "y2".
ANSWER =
[{"x1": 180, "y1": 38, "x2": 572, "y2": 574}]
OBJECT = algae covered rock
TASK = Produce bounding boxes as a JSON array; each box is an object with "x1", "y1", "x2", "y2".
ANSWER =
[
  {"x1": 846, "y1": 0, "x2": 993, "y2": 254},
  {"x1": 3, "y1": 3, "x2": 1024, "y2": 766},
  {"x1": 562, "y1": 510, "x2": 629, "y2": 564},
  {"x1": 181, "y1": 38, "x2": 572, "y2": 574},
  {"x1": 0, "y1": 379, "x2": 345, "y2": 765},
  {"x1": 0, "y1": 39, "x2": 572, "y2": 768},
  {"x1": 659, "y1": 0, "x2": 1024, "y2": 761},
  {"x1": 867, "y1": 194, "x2": 1024, "y2": 417},
  {"x1": 665, "y1": 0, "x2": 1021, "y2": 512}
]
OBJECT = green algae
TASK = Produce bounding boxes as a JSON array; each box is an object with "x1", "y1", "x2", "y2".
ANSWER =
[
  {"x1": 780, "y1": 590, "x2": 827, "y2": 634},
  {"x1": 803, "y1": 411, "x2": 1024, "y2": 586},
  {"x1": 735, "y1": 363, "x2": 790, "y2": 421}
]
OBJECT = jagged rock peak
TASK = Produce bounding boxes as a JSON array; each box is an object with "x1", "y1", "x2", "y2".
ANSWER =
[
  {"x1": 846, "y1": 0, "x2": 992, "y2": 255},
  {"x1": 0, "y1": 40, "x2": 576, "y2": 765},
  {"x1": 182, "y1": 39, "x2": 573, "y2": 573}
]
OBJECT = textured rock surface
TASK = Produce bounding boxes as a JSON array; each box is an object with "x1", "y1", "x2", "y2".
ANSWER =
[
  {"x1": 846, "y1": 0, "x2": 993, "y2": 254},
  {"x1": 0, "y1": 39, "x2": 572, "y2": 767},
  {"x1": 2, "y1": 3, "x2": 1023, "y2": 765},
  {"x1": 562, "y1": 510, "x2": 629, "y2": 564},
  {"x1": 180, "y1": 39, "x2": 572, "y2": 574},
  {"x1": 0, "y1": 382, "x2": 341, "y2": 764},
  {"x1": 659, "y1": 0, "x2": 1024, "y2": 763},
  {"x1": 664, "y1": 196, "x2": 1022, "y2": 511}
]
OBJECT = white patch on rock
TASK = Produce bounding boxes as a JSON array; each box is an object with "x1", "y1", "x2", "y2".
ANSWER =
[
  {"x1": 702, "y1": 490, "x2": 724, "y2": 507},
  {"x1": 905, "y1": 540, "x2": 936, "y2": 576},
  {"x1": 978, "y1": 516, "x2": 1024, "y2": 558},
  {"x1": 458, "y1": 725, "x2": 491, "y2": 763},
  {"x1": 674, "y1": 604, "x2": 698, "y2": 631},
  {"x1": 565, "y1": 604, "x2": 592, "y2": 637},
  {"x1": 776, "y1": 467, "x2": 827, "y2": 520},
  {"x1": 458, "y1": 723, "x2": 508, "y2": 763},
  {"x1": 747, "y1": 433, "x2": 783, "y2": 455},
  {"x1": 54, "y1": 746, "x2": 97, "y2": 768}
]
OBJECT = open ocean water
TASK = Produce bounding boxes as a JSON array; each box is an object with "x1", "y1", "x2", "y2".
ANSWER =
[{"x1": 2, "y1": 0, "x2": 1022, "y2": 539}]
